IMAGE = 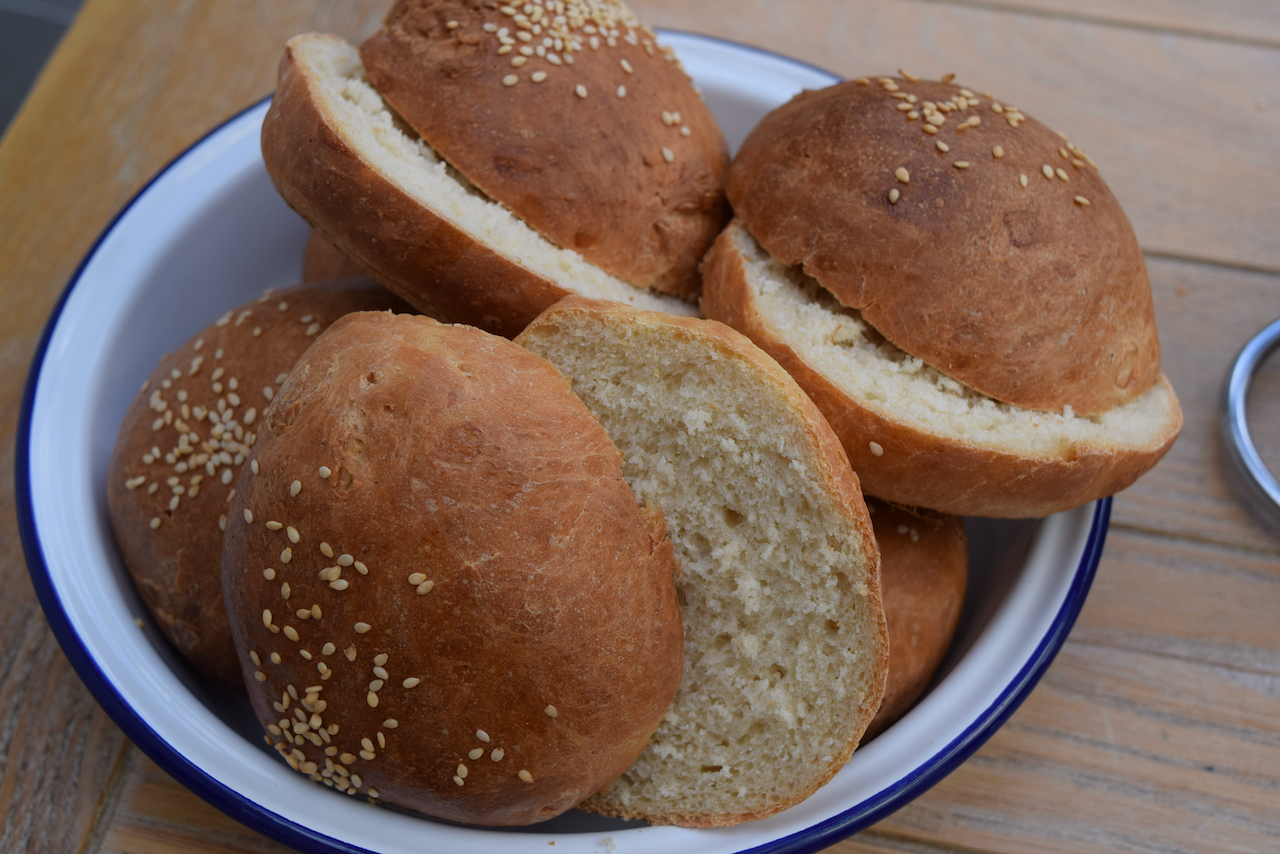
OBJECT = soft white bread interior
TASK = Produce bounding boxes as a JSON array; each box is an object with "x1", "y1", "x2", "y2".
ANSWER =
[
  {"x1": 261, "y1": 34, "x2": 696, "y2": 338},
  {"x1": 701, "y1": 220, "x2": 1184, "y2": 518},
  {"x1": 517, "y1": 297, "x2": 887, "y2": 827}
]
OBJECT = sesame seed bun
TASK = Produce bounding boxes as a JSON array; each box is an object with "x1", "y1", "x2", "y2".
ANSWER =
[
  {"x1": 222, "y1": 311, "x2": 683, "y2": 825},
  {"x1": 359, "y1": 0, "x2": 729, "y2": 301},
  {"x1": 106, "y1": 280, "x2": 413, "y2": 691},
  {"x1": 701, "y1": 219, "x2": 1183, "y2": 517},
  {"x1": 724, "y1": 76, "x2": 1160, "y2": 416},
  {"x1": 517, "y1": 297, "x2": 887, "y2": 827},
  {"x1": 862, "y1": 499, "x2": 967, "y2": 741}
]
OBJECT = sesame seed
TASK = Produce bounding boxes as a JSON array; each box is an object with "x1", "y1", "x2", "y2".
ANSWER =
[
  {"x1": 491, "y1": 748, "x2": 505, "y2": 761},
  {"x1": 355, "y1": 622, "x2": 372, "y2": 634},
  {"x1": 954, "y1": 161, "x2": 970, "y2": 169},
  {"x1": 318, "y1": 466, "x2": 331, "y2": 479},
  {"x1": 254, "y1": 670, "x2": 267, "y2": 682},
  {"x1": 518, "y1": 770, "x2": 534, "y2": 783},
  {"x1": 869, "y1": 441, "x2": 884, "y2": 456},
  {"x1": 888, "y1": 188, "x2": 900, "y2": 204},
  {"x1": 616, "y1": 85, "x2": 626, "y2": 98},
  {"x1": 290, "y1": 480, "x2": 301, "y2": 497},
  {"x1": 354, "y1": 561, "x2": 368, "y2": 575},
  {"x1": 575, "y1": 84, "x2": 587, "y2": 98},
  {"x1": 661, "y1": 147, "x2": 674, "y2": 163},
  {"x1": 329, "y1": 579, "x2": 349, "y2": 591},
  {"x1": 287, "y1": 526, "x2": 300, "y2": 544},
  {"x1": 264, "y1": 568, "x2": 276, "y2": 580},
  {"x1": 281, "y1": 548, "x2": 292, "y2": 564},
  {"x1": 476, "y1": 730, "x2": 490, "y2": 742},
  {"x1": 320, "y1": 543, "x2": 334, "y2": 558},
  {"x1": 544, "y1": 705, "x2": 558, "y2": 718},
  {"x1": 263, "y1": 609, "x2": 273, "y2": 627},
  {"x1": 403, "y1": 677, "x2": 421, "y2": 688},
  {"x1": 941, "y1": 72, "x2": 955, "y2": 84},
  {"x1": 1074, "y1": 196, "x2": 1091, "y2": 206},
  {"x1": 895, "y1": 102, "x2": 912, "y2": 112},
  {"x1": 367, "y1": 691, "x2": 378, "y2": 708},
  {"x1": 1056, "y1": 167, "x2": 1070, "y2": 182},
  {"x1": 407, "y1": 572, "x2": 427, "y2": 586},
  {"x1": 383, "y1": 719, "x2": 398, "y2": 728},
  {"x1": 899, "y1": 68, "x2": 919, "y2": 82},
  {"x1": 344, "y1": 645, "x2": 357, "y2": 661},
  {"x1": 894, "y1": 167, "x2": 909, "y2": 184},
  {"x1": 271, "y1": 652, "x2": 282, "y2": 664},
  {"x1": 922, "y1": 124, "x2": 937, "y2": 135},
  {"x1": 281, "y1": 582, "x2": 291, "y2": 599},
  {"x1": 936, "y1": 140, "x2": 949, "y2": 153},
  {"x1": 510, "y1": 56, "x2": 527, "y2": 67},
  {"x1": 468, "y1": 748, "x2": 484, "y2": 760},
  {"x1": 993, "y1": 145, "x2": 1004, "y2": 159},
  {"x1": 531, "y1": 70, "x2": 547, "y2": 83},
  {"x1": 377, "y1": 732, "x2": 385, "y2": 749},
  {"x1": 926, "y1": 113, "x2": 945, "y2": 127},
  {"x1": 374, "y1": 653, "x2": 388, "y2": 666},
  {"x1": 416, "y1": 580, "x2": 435, "y2": 595},
  {"x1": 340, "y1": 752, "x2": 357, "y2": 764},
  {"x1": 337, "y1": 554, "x2": 354, "y2": 567},
  {"x1": 1019, "y1": 173, "x2": 1029, "y2": 188},
  {"x1": 855, "y1": 78, "x2": 869, "y2": 86},
  {"x1": 1042, "y1": 165, "x2": 1055, "y2": 180},
  {"x1": 620, "y1": 58, "x2": 632, "y2": 73},
  {"x1": 457, "y1": 764, "x2": 468, "y2": 778},
  {"x1": 322, "y1": 642, "x2": 335, "y2": 655},
  {"x1": 284, "y1": 626, "x2": 300, "y2": 642},
  {"x1": 453, "y1": 775, "x2": 464, "y2": 786},
  {"x1": 243, "y1": 509, "x2": 254, "y2": 524}
]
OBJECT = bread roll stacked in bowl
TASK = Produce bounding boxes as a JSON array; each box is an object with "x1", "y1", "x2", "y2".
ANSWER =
[
  {"x1": 862, "y1": 499, "x2": 967, "y2": 740},
  {"x1": 261, "y1": 0, "x2": 729, "y2": 338},
  {"x1": 222, "y1": 311, "x2": 684, "y2": 826},
  {"x1": 702, "y1": 75, "x2": 1183, "y2": 517},
  {"x1": 106, "y1": 280, "x2": 411, "y2": 691},
  {"x1": 518, "y1": 296, "x2": 888, "y2": 827}
]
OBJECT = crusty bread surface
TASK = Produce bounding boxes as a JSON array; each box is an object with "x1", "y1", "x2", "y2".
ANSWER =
[
  {"x1": 726, "y1": 77, "x2": 1160, "y2": 416},
  {"x1": 301, "y1": 230, "x2": 369, "y2": 283},
  {"x1": 701, "y1": 220, "x2": 1183, "y2": 517},
  {"x1": 360, "y1": 0, "x2": 729, "y2": 300},
  {"x1": 261, "y1": 33, "x2": 696, "y2": 339},
  {"x1": 517, "y1": 296, "x2": 887, "y2": 827},
  {"x1": 862, "y1": 500, "x2": 967, "y2": 740},
  {"x1": 107, "y1": 281, "x2": 412, "y2": 690},
  {"x1": 222, "y1": 311, "x2": 684, "y2": 826}
]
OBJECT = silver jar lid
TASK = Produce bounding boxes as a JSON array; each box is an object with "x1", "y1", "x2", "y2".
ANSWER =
[{"x1": 1222, "y1": 318, "x2": 1280, "y2": 537}]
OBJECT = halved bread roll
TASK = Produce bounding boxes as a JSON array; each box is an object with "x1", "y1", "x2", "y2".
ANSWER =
[
  {"x1": 223, "y1": 311, "x2": 684, "y2": 825},
  {"x1": 262, "y1": 33, "x2": 700, "y2": 339},
  {"x1": 702, "y1": 220, "x2": 1183, "y2": 517},
  {"x1": 517, "y1": 296, "x2": 887, "y2": 827}
]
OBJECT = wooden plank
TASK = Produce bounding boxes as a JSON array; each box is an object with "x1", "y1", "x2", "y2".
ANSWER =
[
  {"x1": 637, "y1": 0, "x2": 1280, "y2": 272},
  {"x1": 1112, "y1": 257, "x2": 1280, "y2": 552},
  {"x1": 87, "y1": 749, "x2": 292, "y2": 854},
  {"x1": 860, "y1": 641, "x2": 1280, "y2": 854},
  {"x1": 936, "y1": 0, "x2": 1280, "y2": 47}
]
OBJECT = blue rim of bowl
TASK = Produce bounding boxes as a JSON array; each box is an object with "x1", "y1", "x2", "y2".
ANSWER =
[{"x1": 15, "y1": 31, "x2": 1110, "y2": 854}]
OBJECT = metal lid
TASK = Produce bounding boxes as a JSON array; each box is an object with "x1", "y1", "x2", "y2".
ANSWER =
[{"x1": 1222, "y1": 318, "x2": 1280, "y2": 537}]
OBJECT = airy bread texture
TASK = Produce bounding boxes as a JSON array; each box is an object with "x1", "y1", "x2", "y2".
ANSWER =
[
  {"x1": 862, "y1": 499, "x2": 967, "y2": 740},
  {"x1": 107, "y1": 281, "x2": 411, "y2": 690},
  {"x1": 726, "y1": 77, "x2": 1160, "y2": 416},
  {"x1": 701, "y1": 220, "x2": 1183, "y2": 517},
  {"x1": 261, "y1": 33, "x2": 696, "y2": 339},
  {"x1": 222, "y1": 311, "x2": 683, "y2": 826},
  {"x1": 360, "y1": 0, "x2": 729, "y2": 300},
  {"x1": 517, "y1": 297, "x2": 887, "y2": 827}
]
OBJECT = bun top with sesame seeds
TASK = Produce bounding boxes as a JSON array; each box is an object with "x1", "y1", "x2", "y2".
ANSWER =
[
  {"x1": 726, "y1": 75, "x2": 1161, "y2": 417},
  {"x1": 357, "y1": 0, "x2": 729, "y2": 302},
  {"x1": 221, "y1": 311, "x2": 683, "y2": 825},
  {"x1": 106, "y1": 280, "x2": 413, "y2": 691}
]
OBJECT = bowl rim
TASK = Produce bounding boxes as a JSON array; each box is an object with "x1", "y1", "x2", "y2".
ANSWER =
[{"x1": 15, "y1": 30, "x2": 1110, "y2": 854}]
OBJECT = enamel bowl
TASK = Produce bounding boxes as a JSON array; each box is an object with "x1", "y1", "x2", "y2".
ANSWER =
[{"x1": 18, "y1": 31, "x2": 1107, "y2": 854}]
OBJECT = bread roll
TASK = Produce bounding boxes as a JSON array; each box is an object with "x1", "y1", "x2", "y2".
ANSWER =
[
  {"x1": 107, "y1": 281, "x2": 411, "y2": 690},
  {"x1": 724, "y1": 76, "x2": 1158, "y2": 415},
  {"x1": 301, "y1": 230, "x2": 368, "y2": 282},
  {"x1": 360, "y1": 0, "x2": 729, "y2": 301},
  {"x1": 702, "y1": 219, "x2": 1182, "y2": 517},
  {"x1": 261, "y1": 32, "x2": 700, "y2": 339},
  {"x1": 862, "y1": 499, "x2": 967, "y2": 740},
  {"x1": 517, "y1": 297, "x2": 887, "y2": 826},
  {"x1": 222, "y1": 311, "x2": 683, "y2": 826}
]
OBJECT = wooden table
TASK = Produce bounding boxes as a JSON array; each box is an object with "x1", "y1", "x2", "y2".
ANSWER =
[{"x1": 2, "y1": 1, "x2": 1278, "y2": 852}]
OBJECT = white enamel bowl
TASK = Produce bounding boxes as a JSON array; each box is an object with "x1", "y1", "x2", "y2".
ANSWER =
[{"x1": 18, "y1": 31, "x2": 1108, "y2": 854}]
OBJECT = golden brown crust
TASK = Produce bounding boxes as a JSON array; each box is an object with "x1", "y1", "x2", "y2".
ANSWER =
[
  {"x1": 222, "y1": 312, "x2": 683, "y2": 826},
  {"x1": 700, "y1": 222, "x2": 1183, "y2": 517},
  {"x1": 106, "y1": 281, "x2": 412, "y2": 691},
  {"x1": 262, "y1": 34, "x2": 581, "y2": 338},
  {"x1": 862, "y1": 499, "x2": 966, "y2": 740},
  {"x1": 300, "y1": 230, "x2": 369, "y2": 282},
  {"x1": 726, "y1": 77, "x2": 1160, "y2": 416},
  {"x1": 359, "y1": 0, "x2": 729, "y2": 300}
]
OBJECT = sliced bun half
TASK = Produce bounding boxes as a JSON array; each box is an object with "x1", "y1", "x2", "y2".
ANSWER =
[
  {"x1": 222, "y1": 311, "x2": 684, "y2": 826},
  {"x1": 261, "y1": 33, "x2": 697, "y2": 339},
  {"x1": 517, "y1": 296, "x2": 887, "y2": 826},
  {"x1": 701, "y1": 220, "x2": 1183, "y2": 517}
]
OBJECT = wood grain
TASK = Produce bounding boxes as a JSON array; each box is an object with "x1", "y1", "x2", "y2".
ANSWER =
[{"x1": 0, "y1": 1, "x2": 1277, "y2": 853}]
